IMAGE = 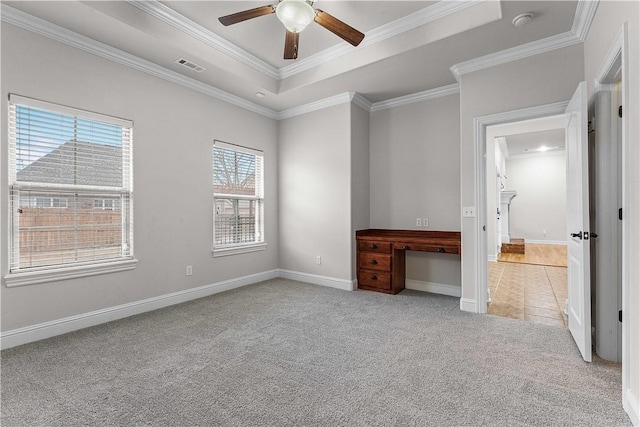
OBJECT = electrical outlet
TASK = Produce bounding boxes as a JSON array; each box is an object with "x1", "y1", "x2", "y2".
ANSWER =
[
  {"x1": 316, "y1": 256, "x2": 321, "y2": 265},
  {"x1": 462, "y1": 207, "x2": 476, "y2": 218},
  {"x1": 423, "y1": 218, "x2": 429, "y2": 227},
  {"x1": 186, "y1": 265, "x2": 193, "y2": 276},
  {"x1": 416, "y1": 218, "x2": 422, "y2": 227}
]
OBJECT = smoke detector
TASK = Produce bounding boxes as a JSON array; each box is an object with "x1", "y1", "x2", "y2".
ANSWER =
[{"x1": 512, "y1": 12, "x2": 534, "y2": 27}]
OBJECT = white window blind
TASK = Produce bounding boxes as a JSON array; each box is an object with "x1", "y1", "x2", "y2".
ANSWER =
[
  {"x1": 213, "y1": 141, "x2": 264, "y2": 250},
  {"x1": 8, "y1": 94, "x2": 134, "y2": 273}
]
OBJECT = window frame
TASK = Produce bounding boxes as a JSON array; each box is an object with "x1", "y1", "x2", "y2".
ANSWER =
[
  {"x1": 4, "y1": 94, "x2": 137, "y2": 287},
  {"x1": 212, "y1": 140, "x2": 266, "y2": 257}
]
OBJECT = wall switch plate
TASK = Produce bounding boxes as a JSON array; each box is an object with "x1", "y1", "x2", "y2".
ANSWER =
[
  {"x1": 423, "y1": 218, "x2": 429, "y2": 227},
  {"x1": 316, "y1": 256, "x2": 321, "y2": 265},
  {"x1": 416, "y1": 218, "x2": 422, "y2": 227},
  {"x1": 186, "y1": 265, "x2": 193, "y2": 276},
  {"x1": 462, "y1": 207, "x2": 476, "y2": 218}
]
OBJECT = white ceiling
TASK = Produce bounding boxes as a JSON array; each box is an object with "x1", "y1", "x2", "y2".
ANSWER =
[
  {"x1": 3, "y1": 0, "x2": 579, "y2": 112},
  {"x1": 505, "y1": 129, "x2": 566, "y2": 157}
]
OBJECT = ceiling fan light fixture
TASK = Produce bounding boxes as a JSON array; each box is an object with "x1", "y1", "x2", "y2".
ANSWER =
[{"x1": 276, "y1": 0, "x2": 315, "y2": 33}]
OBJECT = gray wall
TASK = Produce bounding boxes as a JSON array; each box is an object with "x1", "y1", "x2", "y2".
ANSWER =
[
  {"x1": 370, "y1": 94, "x2": 461, "y2": 288},
  {"x1": 278, "y1": 104, "x2": 353, "y2": 281},
  {"x1": 506, "y1": 152, "x2": 567, "y2": 243},
  {"x1": 1, "y1": 24, "x2": 279, "y2": 331},
  {"x1": 459, "y1": 44, "x2": 584, "y2": 304}
]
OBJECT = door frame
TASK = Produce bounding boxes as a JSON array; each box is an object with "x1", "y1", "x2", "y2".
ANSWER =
[
  {"x1": 594, "y1": 22, "x2": 631, "y2": 419},
  {"x1": 473, "y1": 101, "x2": 569, "y2": 313}
]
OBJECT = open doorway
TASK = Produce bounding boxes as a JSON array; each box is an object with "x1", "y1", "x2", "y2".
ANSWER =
[{"x1": 485, "y1": 117, "x2": 568, "y2": 327}]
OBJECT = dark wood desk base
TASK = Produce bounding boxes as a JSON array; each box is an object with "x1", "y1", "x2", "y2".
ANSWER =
[{"x1": 356, "y1": 229, "x2": 461, "y2": 294}]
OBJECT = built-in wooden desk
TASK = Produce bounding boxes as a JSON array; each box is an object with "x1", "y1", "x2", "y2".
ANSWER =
[{"x1": 356, "y1": 229, "x2": 461, "y2": 294}]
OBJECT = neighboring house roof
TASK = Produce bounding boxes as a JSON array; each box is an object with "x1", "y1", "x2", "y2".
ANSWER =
[{"x1": 17, "y1": 140, "x2": 122, "y2": 187}]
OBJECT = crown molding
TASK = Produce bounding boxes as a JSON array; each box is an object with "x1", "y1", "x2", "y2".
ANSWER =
[
  {"x1": 450, "y1": 31, "x2": 581, "y2": 81},
  {"x1": 572, "y1": 0, "x2": 599, "y2": 41},
  {"x1": 350, "y1": 92, "x2": 373, "y2": 112},
  {"x1": 0, "y1": 4, "x2": 279, "y2": 120},
  {"x1": 370, "y1": 84, "x2": 460, "y2": 112},
  {"x1": 276, "y1": 92, "x2": 353, "y2": 120},
  {"x1": 450, "y1": 0, "x2": 599, "y2": 81},
  {"x1": 127, "y1": 0, "x2": 478, "y2": 82},
  {"x1": 279, "y1": 0, "x2": 478, "y2": 79},
  {"x1": 125, "y1": 1, "x2": 280, "y2": 80}
]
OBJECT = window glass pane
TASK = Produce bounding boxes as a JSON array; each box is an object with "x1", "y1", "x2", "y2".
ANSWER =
[
  {"x1": 214, "y1": 199, "x2": 263, "y2": 246},
  {"x1": 14, "y1": 105, "x2": 123, "y2": 188},
  {"x1": 14, "y1": 190, "x2": 126, "y2": 269},
  {"x1": 213, "y1": 146, "x2": 257, "y2": 196}
]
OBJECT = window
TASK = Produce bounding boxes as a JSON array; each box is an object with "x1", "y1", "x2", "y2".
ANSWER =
[
  {"x1": 213, "y1": 141, "x2": 265, "y2": 256},
  {"x1": 6, "y1": 95, "x2": 135, "y2": 286}
]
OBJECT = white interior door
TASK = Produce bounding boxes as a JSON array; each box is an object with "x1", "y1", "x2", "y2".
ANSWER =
[{"x1": 565, "y1": 81, "x2": 592, "y2": 362}]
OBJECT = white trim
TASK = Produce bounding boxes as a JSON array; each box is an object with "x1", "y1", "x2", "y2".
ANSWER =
[
  {"x1": 278, "y1": 269, "x2": 354, "y2": 291},
  {"x1": 0, "y1": 5, "x2": 279, "y2": 120},
  {"x1": 4, "y1": 259, "x2": 138, "y2": 287},
  {"x1": 350, "y1": 92, "x2": 373, "y2": 112},
  {"x1": 370, "y1": 84, "x2": 460, "y2": 112},
  {"x1": 212, "y1": 243, "x2": 267, "y2": 258},
  {"x1": 571, "y1": 0, "x2": 599, "y2": 42},
  {"x1": 450, "y1": 31, "x2": 580, "y2": 81},
  {"x1": 488, "y1": 255, "x2": 497, "y2": 262},
  {"x1": 125, "y1": 0, "x2": 279, "y2": 80},
  {"x1": 405, "y1": 279, "x2": 461, "y2": 297},
  {"x1": 0, "y1": 269, "x2": 280, "y2": 350},
  {"x1": 277, "y1": 92, "x2": 352, "y2": 120},
  {"x1": 459, "y1": 298, "x2": 477, "y2": 313},
  {"x1": 623, "y1": 389, "x2": 640, "y2": 426},
  {"x1": 472, "y1": 101, "x2": 570, "y2": 314},
  {"x1": 524, "y1": 239, "x2": 567, "y2": 245}
]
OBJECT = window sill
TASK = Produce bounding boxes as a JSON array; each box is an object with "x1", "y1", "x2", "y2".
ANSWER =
[
  {"x1": 4, "y1": 258, "x2": 138, "y2": 287},
  {"x1": 212, "y1": 243, "x2": 267, "y2": 258}
]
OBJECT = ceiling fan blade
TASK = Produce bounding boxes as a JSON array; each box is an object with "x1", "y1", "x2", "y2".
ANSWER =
[
  {"x1": 314, "y1": 10, "x2": 365, "y2": 47},
  {"x1": 218, "y1": 5, "x2": 275, "y2": 26},
  {"x1": 284, "y1": 30, "x2": 300, "y2": 60}
]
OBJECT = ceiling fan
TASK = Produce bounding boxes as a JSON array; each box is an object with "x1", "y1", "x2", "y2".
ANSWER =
[{"x1": 218, "y1": 0, "x2": 365, "y2": 60}]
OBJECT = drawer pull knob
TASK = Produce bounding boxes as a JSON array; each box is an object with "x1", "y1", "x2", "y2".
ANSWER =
[
  {"x1": 370, "y1": 244, "x2": 377, "y2": 249},
  {"x1": 370, "y1": 259, "x2": 377, "y2": 265},
  {"x1": 370, "y1": 275, "x2": 377, "y2": 280},
  {"x1": 402, "y1": 245, "x2": 409, "y2": 250},
  {"x1": 437, "y1": 247, "x2": 445, "y2": 253}
]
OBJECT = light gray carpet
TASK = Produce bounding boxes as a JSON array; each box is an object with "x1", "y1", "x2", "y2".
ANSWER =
[{"x1": 1, "y1": 279, "x2": 631, "y2": 426}]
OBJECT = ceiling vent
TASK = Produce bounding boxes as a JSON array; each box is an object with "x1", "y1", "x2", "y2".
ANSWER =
[{"x1": 175, "y1": 58, "x2": 206, "y2": 73}]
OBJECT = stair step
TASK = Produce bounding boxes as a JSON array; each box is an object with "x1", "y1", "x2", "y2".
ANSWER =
[{"x1": 502, "y1": 238, "x2": 525, "y2": 254}]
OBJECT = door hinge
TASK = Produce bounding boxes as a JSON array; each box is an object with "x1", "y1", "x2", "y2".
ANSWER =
[
  {"x1": 619, "y1": 208, "x2": 623, "y2": 220},
  {"x1": 619, "y1": 105, "x2": 623, "y2": 118},
  {"x1": 619, "y1": 310, "x2": 622, "y2": 322}
]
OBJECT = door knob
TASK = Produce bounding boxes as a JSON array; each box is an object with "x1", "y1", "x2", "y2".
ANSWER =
[{"x1": 570, "y1": 232, "x2": 583, "y2": 240}]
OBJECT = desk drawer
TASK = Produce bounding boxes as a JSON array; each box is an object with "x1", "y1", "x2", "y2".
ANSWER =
[
  {"x1": 358, "y1": 240, "x2": 391, "y2": 254},
  {"x1": 358, "y1": 253, "x2": 391, "y2": 271},
  {"x1": 394, "y1": 243, "x2": 460, "y2": 254},
  {"x1": 358, "y1": 271, "x2": 391, "y2": 290}
]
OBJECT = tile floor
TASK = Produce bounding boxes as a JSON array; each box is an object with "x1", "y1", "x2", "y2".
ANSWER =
[{"x1": 488, "y1": 261, "x2": 568, "y2": 327}]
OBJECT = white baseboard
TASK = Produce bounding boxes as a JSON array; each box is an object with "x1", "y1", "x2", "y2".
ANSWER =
[
  {"x1": 460, "y1": 297, "x2": 477, "y2": 313},
  {"x1": 0, "y1": 269, "x2": 279, "y2": 350},
  {"x1": 523, "y1": 239, "x2": 567, "y2": 245},
  {"x1": 405, "y1": 279, "x2": 461, "y2": 297},
  {"x1": 624, "y1": 388, "x2": 640, "y2": 426},
  {"x1": 278, "y1": 269, "x2": 354, "y2": 291},
  {"x1": 488, "y1": 254, "x2": 497, "y2": 262}
]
